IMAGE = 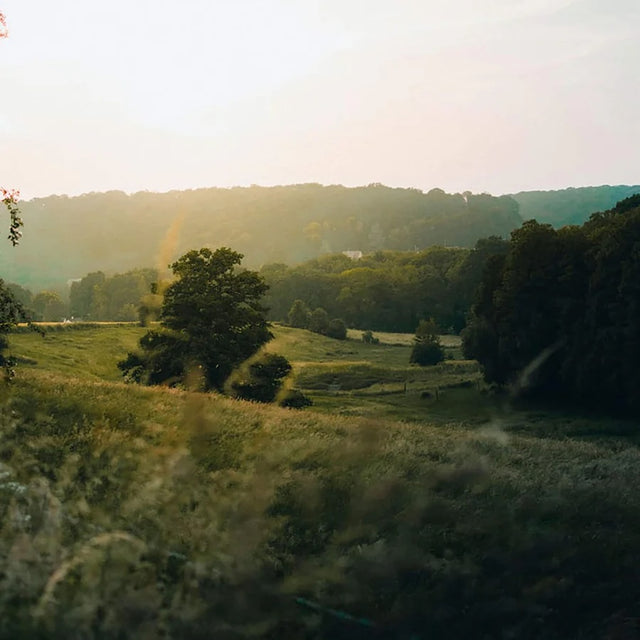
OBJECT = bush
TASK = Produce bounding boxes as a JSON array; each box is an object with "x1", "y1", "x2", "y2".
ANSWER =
[
  {"x1": 232, "y1": 353, "x2": 292, "y2": 403},
  {"x1": 410, "y1": 341, "x2": 445, "y2": 366},
  {"x1": 361, "y1": 330, "x2": 379, "y2": 344},
  {"x1": 410, "y1": 318, "x2": 445, "y2": 366},
  {"x1": 279, "y1": 389, "x2": 313, "y2": 409},
  {"x1": 326, "y1": 318, "x2": 347, "y2": 340}
]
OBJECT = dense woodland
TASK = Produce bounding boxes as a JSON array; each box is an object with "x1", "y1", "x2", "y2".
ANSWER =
[
  {"x1": 8, "y1": 240, "x2": 509, "y2": 333},
  {"x1": 463, "y1": 194, "x2": 640, "y2": 415},
  {"x1": 4, "y1": 183, "x2": 632, "y2": 292},
  {"x1": 5, "y1": 269, "x2": 159, "y2": 322},
  {"x1": 261, "y1": 239, "x2": 509, "y2": 333}
]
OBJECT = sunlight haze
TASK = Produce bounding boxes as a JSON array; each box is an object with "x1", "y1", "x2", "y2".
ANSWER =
[{"x1": 1, "y1": 0, "x2": 638, "y2": 198}]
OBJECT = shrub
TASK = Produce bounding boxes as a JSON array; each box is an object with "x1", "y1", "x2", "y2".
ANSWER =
[
  {"x1": 326, "y1": 318, "x2": 347, "y2": 340},
  {"x1": 279, "y1": 389, "x2": 313, "y2": 409},
  {"x1": 361, "y1": 330, "x2": 379, "y2": 344},
  {"x1": 410, "y1": 318, "x2": 445, "y2": 366},
  {"x1": 232, "y1": 353, "x2": 292, "y2": 403},
  {"x1": 410, "y1": 341, "x2": 445, "y2": 366}
]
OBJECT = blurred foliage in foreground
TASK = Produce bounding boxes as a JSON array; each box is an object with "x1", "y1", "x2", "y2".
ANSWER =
[{"x1": 1, "y1": 366, "x2": 640, "y2": 638}]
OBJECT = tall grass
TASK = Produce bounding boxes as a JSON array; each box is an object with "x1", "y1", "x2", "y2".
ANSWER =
[
  {"x1": 1, "y1": 366, "x2": 640, "y2": 638},
  {"x1": 1, "y1": 325, "x2": 639, "y2": 637}
]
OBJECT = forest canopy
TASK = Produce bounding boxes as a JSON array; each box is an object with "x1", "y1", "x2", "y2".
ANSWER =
[{"x1": 463, "y1": 194, "x2": 640, "y2": 415}]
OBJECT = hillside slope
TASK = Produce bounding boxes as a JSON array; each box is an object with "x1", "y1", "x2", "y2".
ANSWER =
[
  {"x1": 510, "y1": 184, "x2": 640, "y2": 227},
  {"x1": 2, "y1": 184, "x2": 521, "y2": 289},
  {"x1": 3, "y1": 353, "x2": 640, "y2": 638}
]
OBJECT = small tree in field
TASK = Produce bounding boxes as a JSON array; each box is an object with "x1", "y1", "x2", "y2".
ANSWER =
[
  {"x1": 362, "y1": 330, "x2": 379, "y2": 344},
  {"x1": 410, "y1": 318, "x2": 444, "y2": 366}
]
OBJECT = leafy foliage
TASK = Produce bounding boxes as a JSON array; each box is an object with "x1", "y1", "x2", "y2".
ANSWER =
[
  {"x1": 279, "y1": 387, "x2": 313, "y2": 408},
  {"x1": 410, "y1": 318, "x2": 445, "y2": 366},
  {"x1": 1, "y1": 188, "x2": 23, "y2": 247},
  {"x1": 232, "y1": 353, "x2": 292, "y2": 403},
  {"x1": 263, "y1": 241, "x2": 509, "y2": 333},
  {"x1": 463, "y1": 195, "x2": 640, "y2": 414},
  {"x1": 361, "y1": 329, "x2": 379, "y2": 344},
  {"x1": 288, "y1": 300, "x2": 348, "y2": 340},
  {"x1": 326, "y1": 317, "x2": 347, "y2": 340},
  {"x1": 120, "y1": 248, "x2": 271, "y2": 391},
  {"x1": 69, "y1": 268, "x2": 158, "y2": 321},
  {"x1": 0, "y1": 177, "x2": 38, "y2": 377},
  {"x1": 308, "y1": 307, "x2": 330, "y2": 334},
  {"x1": 32, "y1": 290, "x2": 67, "y2": 321},
  {"x1": 287, "y1": 299, "x2": 311, "y2": 328}
]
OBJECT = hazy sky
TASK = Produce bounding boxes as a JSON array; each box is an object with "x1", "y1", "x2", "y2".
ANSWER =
[{"x1": 1, "y1": 0, "x2": 638, "y2": 198}]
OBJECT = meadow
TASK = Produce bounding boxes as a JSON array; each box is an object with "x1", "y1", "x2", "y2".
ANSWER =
[{"x1": 1, "y1": 323, "x2": 639, "y2": 638}]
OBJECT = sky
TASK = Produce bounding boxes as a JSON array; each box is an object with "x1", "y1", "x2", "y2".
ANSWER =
[{"x1": 0, "y1": 0, "x2": 638, "y2": 199}]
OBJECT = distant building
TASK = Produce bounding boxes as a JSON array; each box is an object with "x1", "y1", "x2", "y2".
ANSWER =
[{"x1": 342, "y1": 250, "x2": 363, "y2": 260}]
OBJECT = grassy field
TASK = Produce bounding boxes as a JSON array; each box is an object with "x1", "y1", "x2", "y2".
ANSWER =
[
  {"x1": 2, "y1": 323, "x2": 640, "y2": 638},
  {"x1": 9, "y1": 323, "x2": 147, "y2": 381},
  {"x1": 9, "y1": 323, "x2": 480, "y2": 423},
  {"x1": 265, "y1": 325, "x2": 483, "y2": 423}
]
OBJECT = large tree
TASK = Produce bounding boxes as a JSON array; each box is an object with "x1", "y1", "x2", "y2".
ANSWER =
[{"x1": 120, "y1": 247, "x2": 271, "y2": 390}]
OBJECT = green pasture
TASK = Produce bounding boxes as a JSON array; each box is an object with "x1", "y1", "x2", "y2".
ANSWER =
[
  {"x1": 264, "y1": 325, "x2": 482, "y2": 422},
  {"x1": 8, "y1": 323, "x2": 147, "y2": 381},
  {"x1": 8, "y1": 323, "x2": 478, "y2": 423}
]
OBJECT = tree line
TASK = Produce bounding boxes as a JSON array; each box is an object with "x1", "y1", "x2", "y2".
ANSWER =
[
  {"x1": 7, "y1": 240, "x2": 510, "y2": 332},
  {"x1": 262, "y1": 239, "x2": 509, "y2": 333},
  {"x1": 463, "y1": 194, "x2": 640, "y2": 415},
  {"x1": 4, "y1": 268, "x2": 159, "y2": 322}
]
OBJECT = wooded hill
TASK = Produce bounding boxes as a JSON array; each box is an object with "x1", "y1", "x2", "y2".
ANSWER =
[
  {"x1": 3, "y1": 183, "x2": 638, "y2": 291},
  {"x1": 1, "y1": 184, "x2": 520, "y2": 290},
  {"x1": 511, "y1": 184, "x2": 640, "y2": 227}
]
